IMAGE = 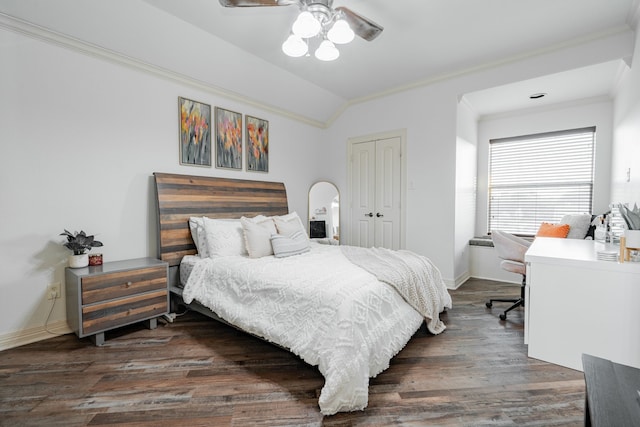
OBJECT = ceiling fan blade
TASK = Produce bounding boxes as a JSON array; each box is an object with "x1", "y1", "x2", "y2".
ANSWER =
[
  {"x1": 219, "y1": 0, "x2": 297, "y2": 7},
  {"x1": 335, "y1": 6, "x2": 383, "y2": 41}
]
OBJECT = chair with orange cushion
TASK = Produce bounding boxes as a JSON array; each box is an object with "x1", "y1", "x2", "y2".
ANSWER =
[{"x1": 485, "y1": 230, "x2": 532, "y2": 321}]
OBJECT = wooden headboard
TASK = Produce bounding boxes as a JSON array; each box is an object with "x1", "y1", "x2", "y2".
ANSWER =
[{"x1": 153, "y1": 172, "x2": 288, "y2": 267}]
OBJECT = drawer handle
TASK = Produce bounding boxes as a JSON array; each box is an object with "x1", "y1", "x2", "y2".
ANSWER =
[{"x1": 125, "y1": 281, "x2": 132, "y2": 288}]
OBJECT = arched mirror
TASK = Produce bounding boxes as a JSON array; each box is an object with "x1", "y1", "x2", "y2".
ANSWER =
[{"x1": 308, "y1": 182, "x2": 340, "y2": 241}]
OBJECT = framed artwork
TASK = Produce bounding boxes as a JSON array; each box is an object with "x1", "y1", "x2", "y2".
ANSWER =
[
  {"x1": 215, "y1": 107, "x2": 243, "y2": 170},
  {"x1": 246, "y1": 115, "x2": 269, "y2": 173},
  {"x1": 178, "y1": 97, "x2": 211, "y2": 167}
]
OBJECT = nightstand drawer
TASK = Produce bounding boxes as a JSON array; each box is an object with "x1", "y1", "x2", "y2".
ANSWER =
[
  {"x1": 81, "y1": 265, "x2": 166, "y2": 304},
  {"x1": 81, "y1": 289, "x2": 167, "y2": 335}
]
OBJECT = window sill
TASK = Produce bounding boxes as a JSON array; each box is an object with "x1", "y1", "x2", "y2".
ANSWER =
[{"x1": 469, "y1": 236, "x2": 493, "y2": 247}]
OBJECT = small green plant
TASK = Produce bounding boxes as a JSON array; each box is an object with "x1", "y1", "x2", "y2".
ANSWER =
[{"x1": 60, "y1": 229, "x2": 103, "y2": 255}]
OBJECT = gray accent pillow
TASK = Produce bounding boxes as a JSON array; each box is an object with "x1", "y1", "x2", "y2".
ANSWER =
[{"x1": 271, "y1": 230, "x2": 310, "y2": 258}]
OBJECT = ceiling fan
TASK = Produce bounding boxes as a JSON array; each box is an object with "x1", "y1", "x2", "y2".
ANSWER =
[{"x1": 218, "y1": 0, "x2": 383, "y2": 61}]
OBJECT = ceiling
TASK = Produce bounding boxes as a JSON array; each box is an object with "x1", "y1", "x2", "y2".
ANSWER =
[
  {"x1": 0, "y1": 0, "x2": 636, "y2": 121},
  {"x1": 143, "y1": 0, "x2": 637, "y2": 116}
]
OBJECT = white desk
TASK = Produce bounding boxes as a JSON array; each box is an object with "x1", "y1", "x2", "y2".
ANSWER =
[{"x1": 524, "y1": 237, "x2": 640, "y2": 371}]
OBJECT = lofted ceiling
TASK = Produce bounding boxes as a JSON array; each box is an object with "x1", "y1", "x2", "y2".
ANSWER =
[
  {"x1": 1, "y1": 0, "x2": 637, "y2": 122},
  {"x1": 144, "y1": 0, "x2": 637, "y2": 116}
]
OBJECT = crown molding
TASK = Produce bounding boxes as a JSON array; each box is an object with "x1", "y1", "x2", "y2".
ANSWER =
[
  {"x1": 626, "y1": 0, "x2": 640, "y2": 30},
  {"x1": 0, "y1": 13, "x2": 327, "y2": 129},
  {"x1": 457, "y1": 95, "x2": 480, "y2": 120},
  {"x1": 345, "y1": 25, "x2": 633, "y2": 109},
  {"x1": 478, "y1": 94, "x2": 613, "y2": 122},
  {"x1": 611, "y1": 58, "x2": 632, "y2": 98},
  {"x1": 1, "y1": 12, "x2": 633, "y2": 130}
]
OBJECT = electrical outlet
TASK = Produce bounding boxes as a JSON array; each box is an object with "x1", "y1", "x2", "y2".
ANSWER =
[{"x1": 48, "y1": 282, "x2": 61, "y2": 300}]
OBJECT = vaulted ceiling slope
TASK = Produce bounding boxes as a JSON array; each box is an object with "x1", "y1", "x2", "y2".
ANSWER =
[{"x1": 1, "y1": 0, "x2": 637, "y2": 125}]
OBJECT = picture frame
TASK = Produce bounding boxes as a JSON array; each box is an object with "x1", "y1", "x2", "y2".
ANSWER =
[
  {"x1": 215, "y1": 107, "x2": 243, "y2": 170},
  {"x1": 178, "y1": 97, "x2": 212, "y2": 167},
  {"x1": 246, "y1": 115, "x2": 269, "y2": 173}
]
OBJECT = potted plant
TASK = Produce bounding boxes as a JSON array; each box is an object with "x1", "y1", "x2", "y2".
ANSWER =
[{"x1": 60, "y1": 229, "x2": 103, "y2": 268}]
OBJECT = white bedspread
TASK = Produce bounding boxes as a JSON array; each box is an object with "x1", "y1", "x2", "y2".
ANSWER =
[
  {"x1": 182, "y1": 243, "x2": 450, "y2": 415},
  {"x1": 341, "y1": 246, "x2": 452, "y2": 335}
]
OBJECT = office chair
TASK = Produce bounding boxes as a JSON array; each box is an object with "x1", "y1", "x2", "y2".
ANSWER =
[{"x1": 485, "y1": 230, "x2": 532, "y2": 320}]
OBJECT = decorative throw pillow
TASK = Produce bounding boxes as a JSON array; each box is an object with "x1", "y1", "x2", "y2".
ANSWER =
[
  {"x1": 536, "y1": 222, "x2": 570, "y2": 238},
  {"x1": 271, "y1": 230, "x2": 311, "y2": 258},
  {"x1": 560, "y1": 214, "x2": 592, "y2": 239},
  {"x1": 241, "y1": 216, "x2": 277, "y2": 258},
  {"x1": 188, "y1": 217, "x2": 209, "y2": 257},
  {"x1": 273, "y1": 212, "x2": 309, "y2": 240},
  {"x1": 202, "y1": 217, "x2": 246, "y2": 257}
]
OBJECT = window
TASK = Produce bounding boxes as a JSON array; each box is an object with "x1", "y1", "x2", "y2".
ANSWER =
[{"x1": 488, "y1": 127, "x2": 595, "y2": 235}]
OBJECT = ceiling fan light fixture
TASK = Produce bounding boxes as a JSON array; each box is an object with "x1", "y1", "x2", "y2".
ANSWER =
[
  {"x1": 282, "y1": 34, "x2": 308, "y2": 57},
  {"x1": 292, "y1": 11, "x2": 321, "y2": 38},
  {"x1": 315, "y1": 39, "x2": 339, "y2": 61},
  {"x1": 327, "y1": 19, "x2": 354, "y2": 44}
]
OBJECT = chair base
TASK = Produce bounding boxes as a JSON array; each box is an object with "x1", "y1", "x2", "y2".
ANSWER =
[
  {"x1": 486, "y1": 298, "x2": 524, "y2": 320},
  {"x1": 486, "y1": 276, "x2": 526, "y2": 321}
]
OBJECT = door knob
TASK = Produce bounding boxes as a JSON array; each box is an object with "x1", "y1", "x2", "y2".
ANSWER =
[
  {"x1": 364, "y1": 212, "x2": 373, "y2": 217},
  {"x1": 376, "y1": 213, "x2": 384, "y2": 217}
]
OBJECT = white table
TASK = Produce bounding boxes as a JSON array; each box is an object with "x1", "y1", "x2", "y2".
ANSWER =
[{"x1": 524, "y1": 237, "x2": 640, "y2": 371}]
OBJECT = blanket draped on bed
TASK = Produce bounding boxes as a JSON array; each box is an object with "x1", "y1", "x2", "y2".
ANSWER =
[
  {"x1": 181, "y1": 244, "x2": 451, "y2": 415},
  {"x1": 341, "y1": 246, "x2": 452, "y2": 334}
]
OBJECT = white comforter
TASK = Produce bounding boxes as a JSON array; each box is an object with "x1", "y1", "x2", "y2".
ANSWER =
[{"x1": 182, "y1": 243, "x2": 451, "y2": 415}]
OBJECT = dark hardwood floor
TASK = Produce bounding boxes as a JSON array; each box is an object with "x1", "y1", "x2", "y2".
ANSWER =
[{"x1": 0, "y1": 279, "x2": 585, "y2": 426}]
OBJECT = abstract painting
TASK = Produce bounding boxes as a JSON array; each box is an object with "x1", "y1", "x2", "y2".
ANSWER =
[
  {"x1": 246, "y1": 115, "x2": 269, "y2": 173},
  {"x1": 215, "y1": 107, "x2": 243, "y2": 170},
  {"x1": 179, "y1": 97, "x2": 211, "y2": 167}
]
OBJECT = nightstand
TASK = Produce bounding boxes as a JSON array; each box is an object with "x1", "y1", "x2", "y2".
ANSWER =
[{"x1": 65, "y1": 257, "x2": 168, "y2": 346}]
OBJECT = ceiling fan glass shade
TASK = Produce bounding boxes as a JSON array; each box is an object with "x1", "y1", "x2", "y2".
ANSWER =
[
  {"x1": 292, "y1": 11, "x2": 321, "y2": 38},
  {"x1": 315, "y1": 39, "x2": 339, "y2": 61},
  {"x1": 282, "y1": 34, "x2": 308, "y2": 57},
  {"x1": 327, "y1": 19, "x2": 354, "y2": 44}
]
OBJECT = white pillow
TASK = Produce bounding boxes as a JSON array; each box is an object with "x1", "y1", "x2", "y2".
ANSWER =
[
  {"x1": 241, "y1": 216, "x2": 277, "y2": 258},
  {"x1": 271, "y1": 230, "x2": 310, "y2": 258},
  {"x1": 560, "y1": 214, "x2": 592, "y2": 239},
  {"x1": 202, "y1": 217, "x2": 246, "y2": 257},
  {"x1": 272, "y1": 212, "x2": 308, "y2": 240},
  {"x1": 188, "y1": 217, "x2": 209, "y2": 257}
]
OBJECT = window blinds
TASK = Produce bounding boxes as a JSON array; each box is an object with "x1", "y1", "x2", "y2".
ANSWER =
[{"x1": 488, "y1": 127, "x2": 595, "y2": 235}]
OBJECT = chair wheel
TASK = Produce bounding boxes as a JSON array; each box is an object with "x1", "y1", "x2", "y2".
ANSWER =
[
  {"x1": 499, "y1": 314, "x2": 507, "y2": 321},
  {"x1": 486, "y1": 302, "x2": 492, "y2": 308}
]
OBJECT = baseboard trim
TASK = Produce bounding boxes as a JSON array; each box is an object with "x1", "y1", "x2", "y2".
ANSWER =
[
  {"x1": 469, "y1": 274, "x2": 520, "y2": 285},
  {"x1": 0, "y1": 321, "x2": 72, "y2": 351}
]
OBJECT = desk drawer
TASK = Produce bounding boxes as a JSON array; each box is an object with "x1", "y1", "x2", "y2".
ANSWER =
[
  {"x1": 81, "y1": 289, "x2": 167, "y2": 335},
  {"x1": 81, "y1": 266, "x2": 166, "y2": 304}
]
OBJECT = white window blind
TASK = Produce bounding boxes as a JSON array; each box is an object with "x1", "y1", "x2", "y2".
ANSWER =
[{"x1": 489, "y1": 127, "x2": 595, "y2": 235}]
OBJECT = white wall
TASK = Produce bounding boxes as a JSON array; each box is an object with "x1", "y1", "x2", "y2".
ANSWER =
[
  {"x1": 1, "y1": 6, "x2": 636, "y2": 347},
  {"x1": 0, "y1": 27, "x2": 324, "y2": 347},
  {"x1": 454, "y1": 100, "x2": 478, "y2": 286},
  {"x1": 612, "y1": 28, "x2": 640, "y2": 205},
  {"x1": 325, "y1": 31, "x2": 630, "y2": 286},
  {"x1": 475, "y1": 98, "x2": 614, "y2": 236}
]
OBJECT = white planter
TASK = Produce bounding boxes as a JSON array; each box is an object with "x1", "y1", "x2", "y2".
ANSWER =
[
  {"x1": 625, "y1": 230, "x2": 640, "y2": 248},
  {"x1": 69, "y1": 253, "x2": 89, "y2": 268}
]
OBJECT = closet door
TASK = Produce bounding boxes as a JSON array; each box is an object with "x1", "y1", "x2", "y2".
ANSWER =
[
  {"x1": 349, "y1": 135, "x2": 403, "y2": 250},
  {"x1": 350, "y1": 140, "x2": 376, "y2": 247},
  {"x1": 374, "y1": 136, "x2": 402, "y2": 249}
]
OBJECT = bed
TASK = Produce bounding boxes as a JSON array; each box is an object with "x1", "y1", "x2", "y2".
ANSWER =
[{"x1": 153, "y1": 172, "x2": 452, "y2": 415}]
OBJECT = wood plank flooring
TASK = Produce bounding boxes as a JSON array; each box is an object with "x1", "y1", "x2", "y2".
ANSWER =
[{"x1": 0, "y1": 279, "x2": 586, "y2": 426}]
